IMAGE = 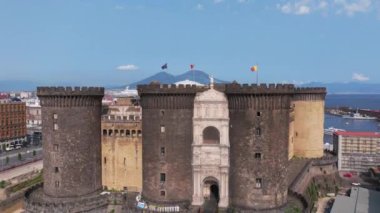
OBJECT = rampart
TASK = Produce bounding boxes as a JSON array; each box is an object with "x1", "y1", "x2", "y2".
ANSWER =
[{"x1": 37, "y1": 87, "x2": 104, "y2": 96}]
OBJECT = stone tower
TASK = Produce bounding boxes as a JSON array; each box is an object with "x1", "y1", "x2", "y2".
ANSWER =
[
  {"x1": 25, "y1": 87, "x2": 108, "y2": 213},
  {"x1": 291, "y1": 88, "x2": 325, "y2": 158},
  {"x1": 226, "y1": 84, "x2": 294, "y2": 211},
  {"x1": 138, "y1": 83, "x2": 202, "y2": 207}
]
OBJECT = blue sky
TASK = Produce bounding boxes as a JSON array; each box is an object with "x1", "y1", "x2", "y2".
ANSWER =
[{"x1": 0, "y1": 0, "x2": 379, "y2": 86}]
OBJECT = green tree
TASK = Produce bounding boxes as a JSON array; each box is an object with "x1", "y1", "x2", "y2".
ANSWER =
[
  {"x1": 0, "y1": 180, "x2": 6, "y2": 188},
  {"x1": 18, "y1": 153, "x2": 22, "y2": 161},
  {"x1": 33, "y1": 150, "x2": 36, "y2": 156}
]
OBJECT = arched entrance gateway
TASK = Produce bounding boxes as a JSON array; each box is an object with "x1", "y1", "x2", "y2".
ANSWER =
[
  {"x1": 192, "y1": 77, "x2": 229, "y2": 209},
  {"x1": 203, "y1": 177, "x2": 220, "y2": 204}
]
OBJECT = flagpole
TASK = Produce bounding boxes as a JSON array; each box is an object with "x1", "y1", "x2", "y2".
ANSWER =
[{"x1": 257, "y1": 63, "x2": 260, "y2": 84}]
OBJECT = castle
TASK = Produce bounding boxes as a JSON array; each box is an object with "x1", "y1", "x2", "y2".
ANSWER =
[
  {"x1": 137, "y1": 79, "x2": 325, "y2": 211},
  {"x1": 23, "y1": 80, "x2": 325, "y2": 212},
  {"x1": 25, "y1": 87, "x2": 108, "y2": 213}
]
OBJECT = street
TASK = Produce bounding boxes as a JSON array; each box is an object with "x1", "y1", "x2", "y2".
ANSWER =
[{"x1": 0, "y1": 145, "x2": 42, "y2": 171}]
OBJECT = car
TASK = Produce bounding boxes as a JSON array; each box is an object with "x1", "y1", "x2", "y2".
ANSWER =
[
  {"x1": 5, "y1": 146, "x2": 14, "y2": 151},
  {"x1": 352, "y1": 182, "x2": 361, "y2": 186}
]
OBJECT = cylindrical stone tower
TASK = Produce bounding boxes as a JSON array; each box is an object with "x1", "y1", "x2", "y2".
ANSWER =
[
  {"x1": 292, "y1": 88, "x2": 326, "y2": 158},
  {"x1": 37, "y1": 87, "x2": 104, "y2": 197},
  {"x1": 138, "y1": 83, "x2": 204, "y2": 208},
  {"x1": 226, "y1": 84, "x2": 292, "y2": 211}
]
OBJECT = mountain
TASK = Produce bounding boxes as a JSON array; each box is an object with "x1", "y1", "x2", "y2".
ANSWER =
[
  {"x1": 126, "y1": 70, "x2": 228, "y2": 89},
  {"x1": 128, "y1": 72, "x2": 176, "y2": 88},
  {"x1": 299, "y1": 82, "x2": 380, "y2": 94}
]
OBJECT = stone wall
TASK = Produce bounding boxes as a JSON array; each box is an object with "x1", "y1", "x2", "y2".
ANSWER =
[
  {"x1": 139, "y1": 91, "x2": 196, "y2": 203},
  {"x1": 101, "y1": 121, "x2": 142, "y2": 191},
  {"x1": 37, "y1": 86, "x2": 104, "y2": 198},
  {"x1": 227, "y1": 94, "x2": 290, "y2": 210},
  {"x1": 292, "y1": 99, "x2": 325, "y2": 158}
]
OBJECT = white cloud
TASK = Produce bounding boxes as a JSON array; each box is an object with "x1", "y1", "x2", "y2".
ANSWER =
[
  {"x1": 277, "y1": 0, "x2": 329, "y2": 15},
  {"x1": 196, "y1": 3, "x2": 204, "y2": 10},
  {"x1": 116, "y1": 64, "x2": 139, "y2": 71},
  {"x1": 335, "y1": 0, "x2": 372, "y2": 16},
  {"x1": 214, "y1": 0, "x2": 224, "y2": 4},
  {"x1": 319, "y1": 1, "x2": 328, "y2": 9},
  {"x1": 352, "y1": 73, "x2": 369, "y2": 81},
  {"x1": 114, "y1": 5, "x2": 125, "y2": 10},
  {"x1": 277, "y1": 1, "x2": 311, "y2": 15}
]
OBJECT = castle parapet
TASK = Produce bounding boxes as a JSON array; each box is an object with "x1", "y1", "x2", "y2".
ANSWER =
[
  {"x1": 37, "y1": 87, "x2": 104, "y2": 97},
  {"x1": 293, "y1": 87, "x2": 326, "y2": 101},
  {"x1": 37, "y1": 87, "x2": 104, "y2": 107},
  {"x1": 225, "y1": 83, "x2": 295, "y2": 94},
  {"x1": 137, "y1": 83, "x2": 207, "y2": 95}
]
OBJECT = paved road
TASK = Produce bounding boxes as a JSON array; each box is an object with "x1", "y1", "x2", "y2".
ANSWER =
[
  {"x1": 0, "y1": 146, "x2": 42, "y2": 170},
  {"x1": 0, "y1": 160, "x2": 42, "y2": 181}
]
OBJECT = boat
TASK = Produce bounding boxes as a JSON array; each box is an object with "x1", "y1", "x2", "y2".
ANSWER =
[
  {"x1": 324, "y1": 127, "x2": 346, "y2": 135},
  {"x1": 342, "y1": 110, "x2": 377, "y2": 120}
]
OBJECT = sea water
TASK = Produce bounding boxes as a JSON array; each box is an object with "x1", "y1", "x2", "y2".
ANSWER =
[{"x1": 324, "y1": 95, "x2": 380, "y2": 144}]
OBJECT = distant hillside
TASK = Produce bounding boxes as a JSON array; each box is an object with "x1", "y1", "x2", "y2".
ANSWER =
[
  {"x1": 127, "y1": 70, "x2": 228, "y2": 88},
  {"x1": 299, "y1": 82, "x2": 380, "y2": 94}
]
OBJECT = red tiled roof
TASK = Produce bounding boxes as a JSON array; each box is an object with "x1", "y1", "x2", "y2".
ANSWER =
[{"x1": 334, "y1": 131, "x2": 380, "y2": 138}]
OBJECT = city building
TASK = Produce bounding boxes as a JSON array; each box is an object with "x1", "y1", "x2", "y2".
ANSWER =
[
  {"x1": 137, "y1": 80, "x2": 325, "y2": 211},
  {"x1": 333, "y1": 131, "x2": 380, "y2": 172},
  {"x1": 25, "y1": 87, "x2": 108, "y2": 212},
  {"x1": 0, "y1": 101, "x2": 27, "y2": 151},
  {"x1": 331, "y1": 187, "x2": 380, "y2": 213},
  {"x1": 101, "y1": 97, "x2": 142, "y2": 192}
]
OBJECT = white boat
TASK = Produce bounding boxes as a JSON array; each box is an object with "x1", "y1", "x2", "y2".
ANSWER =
[
  {"x1": 342, "y1": 110, "x2": 377, "y2": 120},
  {"x1": 324, "y1": 127, "x2": 346, "y2": 135}
]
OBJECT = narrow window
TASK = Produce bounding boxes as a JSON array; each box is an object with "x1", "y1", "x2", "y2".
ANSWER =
[
  {"x1": 160, "y1": 147, "x2": 166, "y2": 156},
  {"x1": 138, "y1": 130, "x2": 142, "y2": 137},
  {"x1": 132, "y1": 130, "x2": 136, "y2": 137},
  {"x1": 54, "y1": 123, "x2": 58, "y2": 130},
  {"x1": 124, "y1": 157, "x2": 126, "y2": 165},
  {"x1": 160, "y1": 173, "x2": 166, "y2": 183},
  {"x1": 102, "y1": 129, "x2": 107, "y2": 136},
  {"x1": 161, "y1": 110, "x2": 165, "y2": 116},
  {"x1": 53, "y1": 113, "x2": 58, "y2": 119},
  {"x1": 256, "y1": 127, "x2": 261, "y2": 136},
  {"x1": 115, "y1": 129, "x2": 119, "y2": 136},
  {"x1": 55, "y1": 167, "x2": 59, "y2": 173},
  {"x1": 255, "y1": 178, "x2": 262, "y2": 188},
  {"x1": 254, "y1": 153, "x2": 262, "y2": 159},
  {"x1": 54, "y1": 144, "x2": 59, "y2": 151},
  {"x1": 126, "y1": 130, "x2": 131, "y2": 137},
  {"x1": 104, "y1": 157, "x2": 107, "y2": 164},
  {"x1": 161, "y1": 125, "x2": 165, "y2": 133},
  {"x1": 160, "y1": 190, "x2": 166, "y2": 197},
  {"x1": 256, "y1": 111, "x2": 261, "y2": 117},
  {"x1": 55, "y1": 181, "x2": 60, "y2": 188}
]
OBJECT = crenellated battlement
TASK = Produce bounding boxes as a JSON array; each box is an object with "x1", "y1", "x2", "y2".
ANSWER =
[
  {"x1": 225, "y1": 83, "x2": 296, "y2": 94},
  {"x1": 293, "y1": 87, "x2": 326, "y2": 101},
  {"x1": 37, "y1": 86, "x2": 104, "y2": 107},
  {"x1": 137, "y1": 83, "x2": 207, "y2": 95},
  {"x1": 294, "y1": 87, "x2": 326, "y2": 94},
  {"x1": 37, "y1": 86, "x2": 104, "y2": 97}
]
